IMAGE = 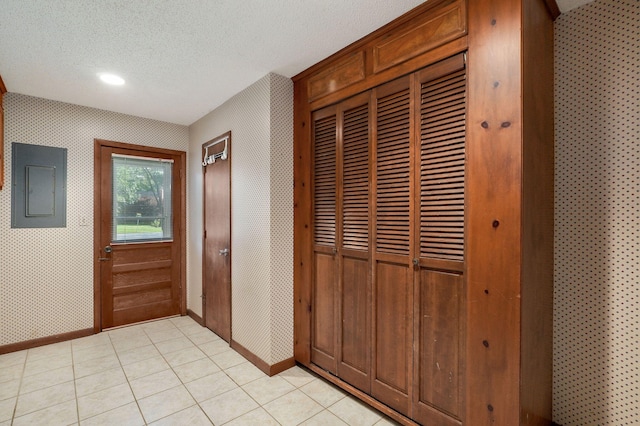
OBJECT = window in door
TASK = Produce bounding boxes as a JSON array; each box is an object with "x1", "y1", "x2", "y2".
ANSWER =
[{"x1": 111, "y1": 154, "x2": 173, "y2": 243}]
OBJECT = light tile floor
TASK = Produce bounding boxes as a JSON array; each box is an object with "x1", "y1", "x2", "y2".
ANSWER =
[{"x1": 0, "y1": 316, "x2": 400, "y2": 425}]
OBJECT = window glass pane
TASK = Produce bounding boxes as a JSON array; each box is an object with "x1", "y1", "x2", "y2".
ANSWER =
[{"x1": 112, "y1": 154, "x2": 173, "y2": 243}]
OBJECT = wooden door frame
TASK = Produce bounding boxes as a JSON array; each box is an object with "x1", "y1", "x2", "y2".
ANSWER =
[
  {"x1": 201, "y1": 131, "x2": 232, "y2": 339},
  {"x1": 93, "y1": 139, "x2": 187, "y2": 332}
]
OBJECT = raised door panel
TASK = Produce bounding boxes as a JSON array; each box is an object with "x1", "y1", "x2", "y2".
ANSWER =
[
  {"x1": 312, "y1": 251, "x2": 337, "y2": 372},
  {"x1": 414, "y1": 270, "x2": 464, "y2": 425},
  {"x1": 373, "y1": 0, "x2": 467, "y2": 74},
  {"x1": 340, "y1": 256, "x2": 370, "y2": 391},
  {"x1": 373, "y1": 261, "x2": 412, "y2": 415}
]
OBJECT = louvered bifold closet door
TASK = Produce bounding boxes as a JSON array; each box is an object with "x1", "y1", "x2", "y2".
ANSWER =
[
  {"x1": 371, "y1": 76, "x2": 414, "y2": 416},
  {"x1": 413, "y1": 53, "x2": 466, "y2": 426},
  {"x1": 338, "y1": 93, "x2": 371, "y2": 393},
  {"x1": 311, "y1": 106, "x2": 338, "y2": 374}
]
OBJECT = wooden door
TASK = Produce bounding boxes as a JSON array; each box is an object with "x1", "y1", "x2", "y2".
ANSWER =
[
  {"x1": 311, "y1": 106, "x2": 338, "y2": 373},
  {"x1": 202, "y1": 132, "x2": 232, "y2": 342},
  {"x1": 337, "y1": 93, "x2": 372, "y2": 393},
  {"x1": 371, "y1": 76, "x2": 414, "y2": 416},
  {"x1": 95, "y1": 140, "x2": 185, "y2": 329},
  {"x1": 412, "y1": 53, "x2": 466, "y2": 425}
]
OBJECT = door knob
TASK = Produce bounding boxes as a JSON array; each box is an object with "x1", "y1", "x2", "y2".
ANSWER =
[
  {"x1": 104, "y1": 246, "x2": 112, "y2": 253},
  {"x1": 219, "y1": 248, "x2": 229, "y2": 256}
]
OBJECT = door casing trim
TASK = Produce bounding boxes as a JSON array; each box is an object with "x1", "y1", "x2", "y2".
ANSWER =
[{"x1": 93, "y1": 139, "x2": 187, "y2": 332}]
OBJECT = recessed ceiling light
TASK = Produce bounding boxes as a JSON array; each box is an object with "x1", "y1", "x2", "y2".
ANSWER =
[{"x1": 98, "y1": 73, "x2": 125, "y2": 85}]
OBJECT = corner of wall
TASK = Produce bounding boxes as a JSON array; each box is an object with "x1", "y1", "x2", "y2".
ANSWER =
[{"x1": 268, "y1": 73, "x2": 294, "y2": 364}]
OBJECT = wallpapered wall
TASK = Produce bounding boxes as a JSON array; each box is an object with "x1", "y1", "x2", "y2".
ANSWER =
[
  {"x1": 0, "y1": 94, "x2": 189, "y2": 346},
  {"x1": 188, "y1": 73, "x2": 293, "y2": 366},
  {"x1": 554, "y1": 0, "x2": 639, "y2": 424}
]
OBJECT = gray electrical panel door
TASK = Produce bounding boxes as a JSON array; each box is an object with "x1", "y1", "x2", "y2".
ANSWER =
[{"x1": 12, "y1": 142, "x2": 67, "y2": 228}]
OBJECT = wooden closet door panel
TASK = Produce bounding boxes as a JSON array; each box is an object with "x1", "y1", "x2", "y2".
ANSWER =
[
  {"x1": 373, "y1": 261, "x2": 412, "y2": 415},
  {"x1": 338, "y1": 94, "x2": 371, "y2": 392},
  {"x1": 414, "y1": 270, "x2": 463, "y2": 425},
  {"x1": 311, "y1": 107, "x2": 338, "y2": 374},
  {"x1": 371, "y1": 76, "x2": 413, "y2": 416},
  {"x1": 412, "y1": 54, "x2": 466, "y2": 425},
  {"x1": 339, "y1": 255, "x2": 370, "y2": 391},
  {"x1": 312, "y1": 251, "x2": 337, "y2": 372}
]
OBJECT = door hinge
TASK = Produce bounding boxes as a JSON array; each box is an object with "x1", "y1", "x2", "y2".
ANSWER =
[{"x1": 203, "y1": 230, "x2": 207, "y2": 239}]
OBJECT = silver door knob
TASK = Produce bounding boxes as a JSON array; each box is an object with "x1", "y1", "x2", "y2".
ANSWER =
[{"x1": 219, "y1": 248, "x2": 229, "y2": 256}]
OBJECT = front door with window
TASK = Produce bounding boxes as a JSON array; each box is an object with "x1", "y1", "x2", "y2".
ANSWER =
[{"x1": 95, "y1": 139, "x2": 185, "y2": 330}]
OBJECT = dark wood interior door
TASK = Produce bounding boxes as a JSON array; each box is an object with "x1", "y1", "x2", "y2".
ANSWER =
[
  {"x1": 202, "y1": 132, "x2": 231, "y2": 342},
  {"x1": 337, "y1": 93, "x2": 372, "y2": 394},
  {"x1": 370, "y1": 76, "x2": 414, "y2": 416},
  {"x1": 311, "y1": 107, "x2": 338, "y2": 373},
  {"x1": 96, "y1": 141, "x2": 185, "y2": 329},
  {"x1": 412, "y1": 54, "x2": 466, "y2": 425}
]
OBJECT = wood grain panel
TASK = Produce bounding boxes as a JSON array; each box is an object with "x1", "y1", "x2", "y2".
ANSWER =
[
  {"x1": 521, "y1": 0, "x2": 555, "y2": 423},
  {"x1": 293, "y1": 75, "x2": 313, "y2": 364},
  {"x1": 415, "y1": 269, "x2": 463, "y2": 422},
  {"x1": 375, "y1": 78, "x2": 411, "y2": 257},
  {"x1": 113, "y1": 286, "x2": 171, "y2": 309},
  {"x1": 339, "y1": 256, "x2": 370, "y2": 393},
  {"x1": 112, "y1": 245, "x2": 171, "y2": 263},
  {"x1": 112, "y1": 267, "x2": 171, "y2": 288},
  {"x1": 113, "y1": 300, "x2": 175, "y2": 326},
  {"x1": 112, "y1": 281, "x2": 172, "y2": 296},
  {"x1": 373, "y1": 261, "x2": 411, "y2": 415},
  {"x1": 308, "y1": 52, "x2": 366, "y2": 102},
  {"x1": 466, "y1": 0, "x2": 523, "y2": 424},
  {"x1": 312, "y1": 252, "x2": 337, "y2": 373},
  {"x1": 373, "y1": 0, "x2": 466, "y2": 73}
]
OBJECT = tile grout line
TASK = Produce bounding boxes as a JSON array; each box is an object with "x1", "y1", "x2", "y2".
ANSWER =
[
  {"x1": 10, "y1": 349, "x2": 28, "y2": 424},
  {"x1": 109, "y1": 327, "x2": 148, "y2": 426}
]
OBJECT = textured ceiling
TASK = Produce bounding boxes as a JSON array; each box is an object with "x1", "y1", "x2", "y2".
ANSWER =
[{"x1": 0, "y1": 0, "x2": 592, "y2": 125}]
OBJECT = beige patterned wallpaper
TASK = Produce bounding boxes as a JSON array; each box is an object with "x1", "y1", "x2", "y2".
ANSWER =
[
  {"x1": 0, "y1": 93, "x2": 189, "y2": 346},
  {"x1": 554, "y1": 0, "x2": 639, "y2": 424},
  {"x1": 188, "y1": 73, "x2": 293, "y2": 366}
]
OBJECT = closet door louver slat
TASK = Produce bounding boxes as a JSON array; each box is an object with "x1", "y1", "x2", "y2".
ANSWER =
[
  {"x1": 376, "y1": 87, "x2": 411, "y2": 256},
  {"x1": 420, "y1": 68, "x2": 466, "y2": 262},
  {"x1": 314, "y1": 115, "x2": 337, "y2": 247},
  {"x1": 342, "y1": 104, "x2": 369, "y2": 251}
]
